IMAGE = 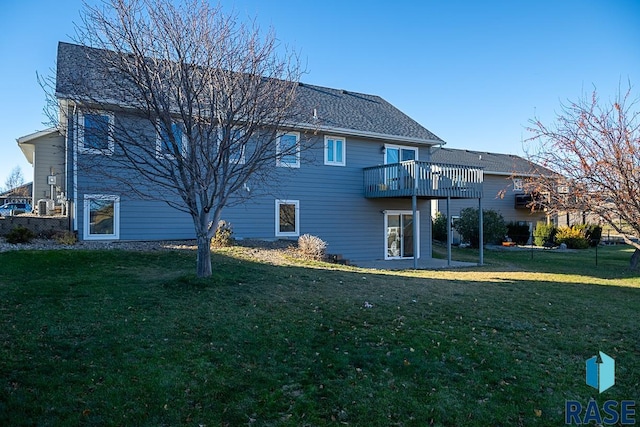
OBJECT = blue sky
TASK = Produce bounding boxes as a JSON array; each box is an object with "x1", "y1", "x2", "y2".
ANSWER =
[{"x1": 1, "y1": 0, "x2": 639, "y2": 187}]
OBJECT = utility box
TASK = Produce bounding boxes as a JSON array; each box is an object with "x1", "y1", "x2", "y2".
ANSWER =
[
  {"x1": 38, "y1": 200, "x2": 47, "y2": 216},
  {"x1": 37, "y1": 199, "x2": 55, "y2": 216}
]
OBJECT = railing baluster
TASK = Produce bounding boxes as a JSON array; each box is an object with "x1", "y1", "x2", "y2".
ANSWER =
[{"x1": 364, "y1": 160, "x2": 483, "y2": 198}]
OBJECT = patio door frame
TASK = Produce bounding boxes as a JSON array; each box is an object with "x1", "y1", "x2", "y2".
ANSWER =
[{"x1": 384, "y1": 210, "x2": 420, "y2": 260}]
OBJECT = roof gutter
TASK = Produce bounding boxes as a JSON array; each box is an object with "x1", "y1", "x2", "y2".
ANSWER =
[
  {"x1": 58, "y1": 96, "x2": 445, "y2": 146},
  {"x1": 295, "y1": 122, "x2": 445, "y2": 146}
]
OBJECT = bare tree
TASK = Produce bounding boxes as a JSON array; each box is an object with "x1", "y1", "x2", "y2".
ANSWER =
[
  {"x1": 50, "y1": 0, "x2": 305, "y2": 277},
  {"x1": 3, "y1": 166, "x2": 25, "y2": 193},
  {"x1": 525, "y1": 84, "x2": 640, "y2": 268}
]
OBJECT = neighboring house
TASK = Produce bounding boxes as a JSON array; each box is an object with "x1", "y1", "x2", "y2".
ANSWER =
[
  {"x1": 0, "y1": 182, "x2": 33, "y2": 206},
  {"x1": 17, "y1": 128, "x2": 67, "y2": 214},
  {"x1": 430, "y1": 148, "x2": 553, "y2": 243},
  {"x1": 20, "y1": 41, "x2": 485, "y2": 264}
]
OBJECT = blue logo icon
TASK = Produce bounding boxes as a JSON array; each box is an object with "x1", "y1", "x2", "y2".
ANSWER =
[{"x1": 586, "y1": 351, "x2": 615, "y2": 393}]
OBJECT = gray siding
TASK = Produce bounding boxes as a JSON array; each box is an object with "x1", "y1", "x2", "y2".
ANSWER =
[
  {"x1": 434, "y1": 174, "x2": 546, "y2": 225},
  {"x1": 32, "y1": 133, "x2": 66, "y2": 203},
  {"x1": 223, "y1": 137, "x2": 434, "y2": 260},
  {"x1": 72, "y1": 111, "x2": 434, "y2": 261}
]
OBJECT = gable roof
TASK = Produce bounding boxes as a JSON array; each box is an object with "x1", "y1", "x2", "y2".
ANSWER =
[
  {"x1": 55, "y1": 42, "x2": 443, "y2": 145},
  {"x1": 17, "y1": 128, "x2": 60, "y2": 164},
  {"x1": 430, "y1": 147, "x2": 555, "y2": 177}
]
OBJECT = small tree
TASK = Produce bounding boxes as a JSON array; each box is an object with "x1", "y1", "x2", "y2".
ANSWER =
[
  {"x1": 455, "y1": 208, "x2": 507, "y2": 248},
  {"x1": 526, "y1": 84, "x2": 640, "y2": 268},
  {"x1": 45, "y1": 0, "x2": 305, "y2": 277},
  {"x1": 3, "y1": 166, "x2": 25, "y2": 193}
]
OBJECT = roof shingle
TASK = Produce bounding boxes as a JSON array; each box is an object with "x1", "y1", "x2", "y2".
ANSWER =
[
  {"x1": 430, "y1": 147, "x2": 555, "y2": 177},
  {"x1": 55, "y1": 42, "x2": 442, "y2": 145}
]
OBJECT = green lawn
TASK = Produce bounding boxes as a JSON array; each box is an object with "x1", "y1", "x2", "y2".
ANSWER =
[{"x1": 0, "y1": 245, "x2": 638, "y2": 426}]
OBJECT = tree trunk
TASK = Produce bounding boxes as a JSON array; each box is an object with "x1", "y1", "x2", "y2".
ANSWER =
[
  {"x1": 196, "y1": 234, "x2": 212, "y2": 277},
  {"x1": 630, "y1": 248, "x2": 640, "y2": 271}
]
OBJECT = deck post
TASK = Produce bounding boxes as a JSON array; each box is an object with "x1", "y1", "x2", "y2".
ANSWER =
[
  {"x1": 446, "y1": 196, "x2": 451, "y2": 266},
  {"x1": 412, "y1": 192, "x2": 418, "y2": 270},
  {"x1": 478, "y1": 197, "x2": 484, "y2": 266}
]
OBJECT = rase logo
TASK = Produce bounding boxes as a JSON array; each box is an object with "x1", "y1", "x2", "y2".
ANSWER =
[
  {"x1": 586, "y1": 351, "x2": 615, "y2": 393},
  {"x1": 565, "y1": 351, "x2": 636, "y2": 425}
]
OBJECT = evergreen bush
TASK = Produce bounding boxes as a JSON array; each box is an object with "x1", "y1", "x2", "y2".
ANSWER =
[
  {"x1": 432, "y1": 212, "x2": 448, "y2": 242},
  {"x1": 5, "y1": 226, "x2": 36, "y2": 244},
  {"x1": 584, "y1": 224, "x2": 602, "y2": 247},
  {"x1": 455, "y1": 208, "x2": 507, "y2": 247},
  {"x1": 533, "y1": 222, "x2": 556, "y2": 246}
]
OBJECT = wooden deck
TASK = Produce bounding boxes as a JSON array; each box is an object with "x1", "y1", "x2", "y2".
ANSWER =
[{"x1": 363, "y1": 161, "x2": 483, "y2": 199}]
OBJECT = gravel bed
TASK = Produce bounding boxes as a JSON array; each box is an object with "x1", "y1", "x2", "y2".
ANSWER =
[
  {"x1": 0, "y1": 238, "x2": 198, "y2": 253},
  {"x1": 0, "y1": 238, "x2": 299, "y2": 266}
]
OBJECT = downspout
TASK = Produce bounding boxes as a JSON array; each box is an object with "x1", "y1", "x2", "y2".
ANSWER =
[{"x1": 71, "y1": 103, "x2": 78, "y2": 233}]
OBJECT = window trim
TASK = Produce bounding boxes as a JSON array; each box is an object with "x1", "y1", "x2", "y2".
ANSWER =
[
  {"x1": 156, "y1": 120, "x2": 187, "y2": 160},
  {"x1": 78, "y1": 110, "x2": 115, "y2": 155},
  {"x1": 324, "y1": 135, "x2": 346, "y2": 166},
  {"x1": 83, "y1": 194, "x2": 120, "y2": 241},
  {"x1": 275, "y1": 199, "x2": 300, "y2": 237},
  {"x1": 276, "y1": 132, "x2": 300, "y2": 168}
]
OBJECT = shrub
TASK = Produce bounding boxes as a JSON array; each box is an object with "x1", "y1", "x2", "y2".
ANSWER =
[
  {"x1": 533, "y1": 222, "x2": 556, "y2": 246},
  {"x1": 5, "y1": 226, "x2": 36, "y2": 244},
  {"x1": 555, "y1": 226, "x2": 590, "y2": 249},
  {"x1": 506, "y1": 222, "x2": 530, "y2": 245},
  {"x1": 55, "y1": 231, "x2": 78, "y2": 245},
  {"x1": 584, "y1": 224, "x2": 602, "y2": 247},
  {"x1": 298, "y1": 234, "x2": 327, "y2": 260},
  {"x1": 432, "y1": 212, "x2": 448, "y2": 242},
  {"x1": 210, "y1": 220, "x2": 234, "y2": 248},
  {"x1": 455, "y1": 208, "x2": 507, "y2": 247}
]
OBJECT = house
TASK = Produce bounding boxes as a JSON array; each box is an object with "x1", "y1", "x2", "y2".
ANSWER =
[
  {"x1": 429, "y1": 147, "x2": 553, "y2": 243},
  {"x1": 17, "y1": 128, "x2": 67, "y2": 214},
  {"x1": 0, "y1": 182, "x2": 33, "y2": 206},
  {"x1": 20, "y1": 41, "x2": 486, "y2": 266}
]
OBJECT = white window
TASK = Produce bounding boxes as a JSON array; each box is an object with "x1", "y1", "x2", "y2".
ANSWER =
[
  {"x1": 218, "y1": 127, "x2": 246, "y2": 165},
  {"x1": 384, "y1": 144, "x2": 418, "y2": 164},
  {"x1": 83, "y1": 195, "x2": 120, "y2": 240},
  {"x1": 156, "y1": 120, "x2": 186, "y2": 159},
  {"x1": 276, "y1": 132, "x2": 300, "y2": 168},
  {"x1": 324, "y1": 136, "x2": 346, "y2": 166},
  {"x1": 275, "y1": 199, "x2": 299, "y2": 237},
  {"x1": 79, "y1": 111, "x2": 114, "y2": 155},
  {"x1": 512, "y1": 178, "x2": 523, "y2": 191}
]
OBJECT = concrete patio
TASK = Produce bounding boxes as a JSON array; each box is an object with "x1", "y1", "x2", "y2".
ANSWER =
[{"x1": 353, "y1": 258, "x2": 479, "y2": 270}]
